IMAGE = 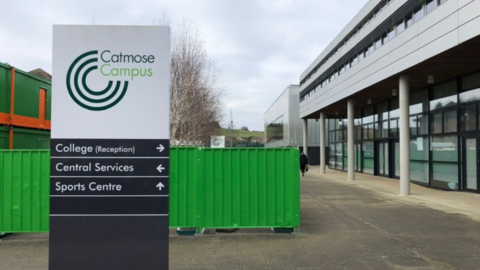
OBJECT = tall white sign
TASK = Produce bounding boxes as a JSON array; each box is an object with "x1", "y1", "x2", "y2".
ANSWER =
[{"x1": 50, "y1": 25, "x2": 170, "y2": 270}]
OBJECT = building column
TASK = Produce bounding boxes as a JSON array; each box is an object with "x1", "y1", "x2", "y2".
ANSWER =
[
  {"x1": 320, "y1": 112, "x2": 326, "y2": 174},
  {"x1": 399, "y1": 75, "x2": 410, "y2": 196},
  {"x1": 347, "y1": 99, "x2": 355, "y2": 181},
  {"x1": 302, "y1": 118, "x2": 308, "y2": 157}
]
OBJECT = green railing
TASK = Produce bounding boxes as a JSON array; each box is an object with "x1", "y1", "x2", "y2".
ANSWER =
[{"x1": 1, "y1": 148, "x2": 300, "y2": 233}]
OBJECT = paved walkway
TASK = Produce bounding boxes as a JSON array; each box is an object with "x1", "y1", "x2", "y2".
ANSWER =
[{"x1": 1, "y1": 167, "x2": 480, "y2": 269}]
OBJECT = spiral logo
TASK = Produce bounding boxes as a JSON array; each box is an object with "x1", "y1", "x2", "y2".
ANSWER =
[{"x1": 66, "y1": 50, "x2": 128, "y2": 111}]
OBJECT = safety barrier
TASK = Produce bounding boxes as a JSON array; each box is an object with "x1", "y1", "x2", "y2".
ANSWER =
[{"x1": 1, "y1": 148, "x2": 300, "y2": 233}]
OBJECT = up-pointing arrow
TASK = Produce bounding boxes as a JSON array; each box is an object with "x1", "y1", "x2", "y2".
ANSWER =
[
  {"x1": 157, "y1": 164, "x2": 165, "y2": 173},
  {"x1": 156, "y1": 144, "x2": 165, "y2": 152},
  {"x1": 156, "y1": 182, "x2": 165, "y2": 191}
]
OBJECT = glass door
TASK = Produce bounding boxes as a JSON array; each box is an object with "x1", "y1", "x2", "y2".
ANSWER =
[
  {"x1": 464, "y1": 137, "x2": 479, "y2": 192},
  {"x1": 377, "y1": 141, "x2": 389, "y2": 176}
]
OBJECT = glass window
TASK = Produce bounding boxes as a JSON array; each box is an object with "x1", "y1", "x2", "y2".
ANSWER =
[
  {"x1": 411, "y1": 160, "x2": 429, "y2": 183},
  {"x1": 411, "y1": 137, "x2": 429, "y2": 160},
  {"x1": 431, "y1": 135, "x2": 458, "y2": 162},
  {"x1": 410, "y1": 116, "x2": 418, "y2": 136},
  {"x1": 362, "y1": 141, "x2": 375, "y2": 174},
  {"x1": 382, "y1": 32, "x2": 389, "y2": 44},
  {"x1": 414, "y1": 4, "x2": 424, "y2": 22},
  {"x1": 406, "y1": 13, "x2": 413, "y2": 28},
  {"x1": 390, "y1": 99, "x2": 400, "y2": 118},
  {"x1": 396, "y1": 19, "x2": 405, "y2": 35},
  {"x1": 430, "y1": 81, "x2": 458, "y2": 110},
  {"x1": 342, "y1": 142, "x2": 348, "y2": 171},
  {"x1": 329, "y1": 143, "x2": 335, "y2": 156},
  {"x1": 266, "y1": 116, "x2": 284, "y2": 143},
  {"x1": 355, "y1": 126, "x2": 362, "y2": 141},
  {"x1": 389, "y1": 119, "x2": 398, "y2": 137},
  {"x1": 368, "y1": 44, "x2": 374, "y2": 55},
  {"x1": 375, "y1": 38, "x2": 382, "y2": 50},
  {"x1": 376, "y1": 102, "x2": 389, "y2": 121},
  {"x1": 336, "y1": 143, "x2": 343, "y2": 170},
  {"x1": 363, "y1": 107, "x2": 374, "y2": 124},
  {"x1": 381, "y1": 121, "x2": 389, "y2": 138},
  {"x1": 439, "y1": 0, "x2": 447, "y2": 4},
  {"x1": 358, "y1": 52, "x2": 364, "y2": 62},
  {"x1": 432, "y1": 163, "x2": 458, "y2": 189},
  {"x1": 410, "y1": 89, "x2": 429, "y2": 114},
  {"x1": 426, "y1": 0, "x2": 437, "y2": 14},
  {"x1": 431, "y1": 112, "x2": 442, "y2": 134},
  {"x1": 444, "y1": 110, "x2": 457, "y2": 133},
  {"x1": 388, "y1": 25, "x2": 396, "y2": 40},
  {"x1": 368, "y1": 124, "x2": 374, "y2": 139},
  {"x1": 460, "y1": 72, "x2": 480, "y2": 102},
  {"x1": 418, "y1": 113, "x2": 429, "y2": 135},
  {"x1": 460, "y1": 105, "x2": 476, "y2": 131}
]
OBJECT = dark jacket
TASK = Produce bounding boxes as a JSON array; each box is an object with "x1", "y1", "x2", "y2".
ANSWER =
[{"x1": 300, "y1": 153, "x2": 309, "y2": 172}]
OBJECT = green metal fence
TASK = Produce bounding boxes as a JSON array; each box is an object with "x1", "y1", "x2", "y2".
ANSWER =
[
  {"x1": 0, "y1": 150, "x2": 50, "y2": 232},
  {"x1": 1, "y1": 148, "x2": 300, "y2": 233}
]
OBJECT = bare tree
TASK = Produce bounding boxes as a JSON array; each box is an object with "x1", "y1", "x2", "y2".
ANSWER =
[{"x1": 164, "y1": 18, "x2": 224, "y2": 146}]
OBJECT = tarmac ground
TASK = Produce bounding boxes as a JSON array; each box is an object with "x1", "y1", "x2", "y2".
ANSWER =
[{"x1": 1, "y1": 167, "x2": 480, "y2": 270}]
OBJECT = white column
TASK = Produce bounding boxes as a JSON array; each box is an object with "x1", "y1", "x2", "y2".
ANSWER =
[
  {"x1": 320, "y1": 112, "x2": 326, "y2": 174},
  {"x1": 302, "y1": 118, "x2": 308, "y2": 157},
  {"x1": 347, "y1": 99, "x2": 355, "y2": 181},
  {"x1": 399, "y1": 75, "x2": 410, "y2": 196}
]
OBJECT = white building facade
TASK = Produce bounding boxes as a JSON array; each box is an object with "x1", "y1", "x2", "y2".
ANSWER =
[
  {"x1": 265, "y1": 85, "x2": 322, "y2": 164},
  {"x1": 300, "y1": 0, "x2": 480, "y2": 194}
]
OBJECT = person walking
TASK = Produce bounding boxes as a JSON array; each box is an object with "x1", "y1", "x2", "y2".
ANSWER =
[{"x1": 300, "y1": 151, "x2": 309, "y2": 177}]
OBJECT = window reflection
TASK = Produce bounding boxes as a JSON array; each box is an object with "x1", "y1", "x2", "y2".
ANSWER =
[
  {"x1": 266, "y1": 116, "x2": 284, "y2": 143},
  {"x1": 430, "y1": 81, "x2": 458, "y2": 110},
  {"x1": 460, "y1": 106, "x2": 476, "y2": 131}
]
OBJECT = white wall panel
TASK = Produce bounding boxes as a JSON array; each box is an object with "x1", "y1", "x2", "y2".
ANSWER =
[{"x1": 300, "y1": 1, "x2": 480, "y2": 118}]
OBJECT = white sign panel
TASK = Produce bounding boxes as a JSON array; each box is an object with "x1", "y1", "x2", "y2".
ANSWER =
[
  {"x1": 52, "y1": 25, "x2": 170, "y2": 139},
  {"x1": 211, "y1": 135, "x2": 225, "y2": 148}
]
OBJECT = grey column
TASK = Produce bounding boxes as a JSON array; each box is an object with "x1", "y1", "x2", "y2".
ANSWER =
[
  {"x1": 302, "y1": 118, "x2": 308, "y2": 157},
  {"x1": 347, "y1": 99, "x2": 355, "y2": 181},
  {"x1": 399, "y1": 75, "x2": 410, "y2": 196},
  {"x1": 320, "y1": 112, "x2": 326, "y2": 174}
]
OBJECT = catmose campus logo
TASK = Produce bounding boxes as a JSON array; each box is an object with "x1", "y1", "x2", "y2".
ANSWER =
[{"x1": 66, "y1": 50, "x2": 154, "y2": 111}]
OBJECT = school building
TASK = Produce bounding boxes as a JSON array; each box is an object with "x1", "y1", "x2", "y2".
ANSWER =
[{"x1": 298, "y1": 0, "x2": 480, "y2": 194}]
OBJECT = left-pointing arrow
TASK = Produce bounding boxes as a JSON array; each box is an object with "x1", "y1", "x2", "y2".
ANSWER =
[
  {"x1": 157, "y1": 164, "x2": 165, "y2": 173},
  {"x1": 156, "y1": 182, "x2": 165, "y2": 191}
]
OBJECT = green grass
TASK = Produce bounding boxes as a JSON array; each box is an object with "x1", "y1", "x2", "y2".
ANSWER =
[{"x1": 220, "y1": 128, "x2": 264, "y2": 138}]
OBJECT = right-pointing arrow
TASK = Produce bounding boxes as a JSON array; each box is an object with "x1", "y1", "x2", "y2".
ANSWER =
[{"x1": 157, "y1": 164, "x2": 165, "y2": 173}]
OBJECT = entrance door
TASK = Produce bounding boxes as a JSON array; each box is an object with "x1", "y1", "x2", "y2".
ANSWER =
[
  {"x1": 378, "y1": 141, "x2": 389, "y2": 176},
  {"x1": 464, "y1": 137, "x2": 479, "y2": 192}
]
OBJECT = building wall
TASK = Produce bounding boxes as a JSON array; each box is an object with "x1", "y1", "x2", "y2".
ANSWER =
[
  {"x1": 265, "y1": 86, "x2": 321, "y2": 148},
  {"x1": 300, "y1": 0, "x2": 480, "y2": 118}
]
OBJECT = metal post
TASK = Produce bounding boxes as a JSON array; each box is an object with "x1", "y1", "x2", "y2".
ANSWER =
[
  {"x1": 399, "y1": 75, "x2": 410, "y2": 195},
  {"x1": 348, "y1": 99, "x2": 355, "y2": 181},
  {"x1": 302, "y1": 119, "x2": 308, "y2": 157},
  {"x1": 320, "y1": 112, "x2": 326, "y2": 174}
]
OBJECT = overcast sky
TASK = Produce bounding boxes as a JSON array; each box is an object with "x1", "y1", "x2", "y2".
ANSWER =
[{"x1": 0, "y1": 0, "x2": 369, "y2": 132}]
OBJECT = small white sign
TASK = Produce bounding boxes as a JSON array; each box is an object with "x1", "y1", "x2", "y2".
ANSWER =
[{"x1": 211, "y1": 136, "x2": 225, "y2": 148}]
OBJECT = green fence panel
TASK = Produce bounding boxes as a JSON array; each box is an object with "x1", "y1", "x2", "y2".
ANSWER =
[
  {"x1": 0, "y1": 150, "x2": 50, "y2": 232},
  {"x1": 169, "y1": 147, "x2": 203, "y2": 228},
  {"x1": 201, "y1": 148, "x2": 300, "y2": 229},
  {"x1": 1, "y1": 148, "x2": 300, "y2": 233}
]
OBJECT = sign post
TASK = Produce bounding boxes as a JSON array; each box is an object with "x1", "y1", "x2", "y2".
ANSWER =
[{"x1": 50, "y1": 25, "x2": 170, "y2": 270}]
